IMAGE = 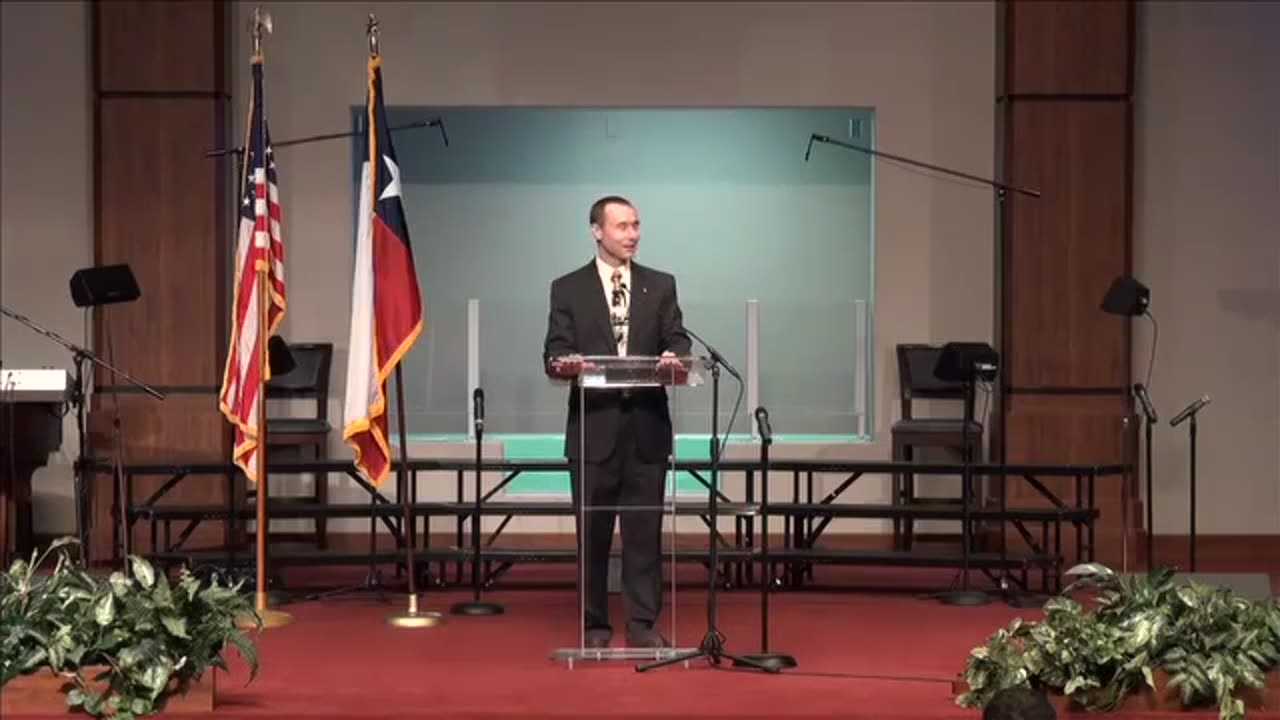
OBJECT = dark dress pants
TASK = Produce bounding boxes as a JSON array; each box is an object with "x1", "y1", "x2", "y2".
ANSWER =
[{"x1": 571, "y1": 406, "x2": 667, "y2": 633}]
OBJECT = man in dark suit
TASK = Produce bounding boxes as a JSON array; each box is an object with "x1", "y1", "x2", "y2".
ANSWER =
[{"x1": 543, "y1": 195, "x2": 692, "y2": 649}]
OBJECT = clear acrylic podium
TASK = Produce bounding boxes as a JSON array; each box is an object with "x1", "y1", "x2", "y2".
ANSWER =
[{"x1": 550, "y1": 354, "x2": 704, "y2": 667}]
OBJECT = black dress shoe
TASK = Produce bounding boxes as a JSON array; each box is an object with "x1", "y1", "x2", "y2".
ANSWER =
[
  {"x1": 626, "y1": 627, "x2": 670, "y2": 648},
  {"x1": 584, "y1": 627, "x2": 612, "y2": 649}
]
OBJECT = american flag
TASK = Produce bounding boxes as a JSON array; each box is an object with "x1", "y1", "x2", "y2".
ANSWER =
[{"x1": 219, "y1": 55, "x2": 286, "y2": 483}]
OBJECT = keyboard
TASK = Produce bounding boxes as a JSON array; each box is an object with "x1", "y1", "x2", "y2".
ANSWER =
[{"x1": 0, "y1": 368, "x2": 72, "y2": 403}]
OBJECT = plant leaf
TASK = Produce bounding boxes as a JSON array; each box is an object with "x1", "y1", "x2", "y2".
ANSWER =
[
  {"x1": 161, "y1": 615, "x2": 189, "y2": 639},
  {"x1": 129, "y1": 556, "x2": 156, "y2": 589},
  {"x1": 66, "y1": 688, "x2": 85, "y2": 707},
  {"x1": 95, "y1": 593, "x2": 115, "y2": 626},
  {"x1": 225, "y1": 629, "x2": 260, "y2": 681}
]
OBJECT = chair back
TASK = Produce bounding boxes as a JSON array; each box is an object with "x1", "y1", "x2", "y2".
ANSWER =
[
  {"x1": 896, "y1": 343, "x2": 974, "y2": 421},
  {"x1": 266, "y1": 342, "x2": 332, "y2": 420}
]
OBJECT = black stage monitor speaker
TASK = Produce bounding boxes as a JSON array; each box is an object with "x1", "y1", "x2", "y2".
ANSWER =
[
  {"x1": 1101, "y1": 276, "x2": 1149, "y2": 316},
  {"x1": 70, "y1": 264, "x2": 140, "y2": 308}
]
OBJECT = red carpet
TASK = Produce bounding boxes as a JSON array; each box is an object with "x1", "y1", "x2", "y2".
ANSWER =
[{"x1": 9, "y1": 565, "x2": 1279, "y2": 718}]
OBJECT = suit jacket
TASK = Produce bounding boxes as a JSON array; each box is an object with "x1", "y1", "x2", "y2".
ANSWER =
[{"x1": 543, "y1": 260, "x2": 692, "y2": 463}]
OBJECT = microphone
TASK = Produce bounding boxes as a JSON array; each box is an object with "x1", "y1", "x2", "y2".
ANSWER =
[
  {"x1": 804, "y1": 134, "x2": 816, "y2": 162},
  {"x1": 473, "y1": 387, "x2": 485, "y2": 432},
  {"x1": 754, "y1": 406, "x2": 773, "y2": 443},
  {"x1": 685, "y1": 327, "x2": 741, "y2": 380},
  {"x1": 1170, "y1": 394, "x2": 1211, "y2": 427},
  {"x1": 430, "y1": 116, "x2": 450, "y2": 147},
  {"x1": 1133, "y1": 383, "x2": 1157, "y2": 423}
]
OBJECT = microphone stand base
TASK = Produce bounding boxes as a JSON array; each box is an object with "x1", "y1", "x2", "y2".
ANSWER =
[
  {"x1": 635, "y1": 628, "x2": 779, "y2": 674},
  {"x1": 733, "y1": 653, "x2": 797, "y2": 671},
  {"x1": 450, "y1": 600, "x2": 505, "y2": 616},
  {"x1": 937, "y1": 589, "x2": 991, "y2": 606}
]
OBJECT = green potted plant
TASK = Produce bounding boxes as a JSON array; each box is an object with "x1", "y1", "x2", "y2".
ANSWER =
[
  {"x1": 956, "y1": 563, "x2": 1280, "y2": 720},
  {"x1": 0, "y1": 537, "x2": 260, "y2": 718}
]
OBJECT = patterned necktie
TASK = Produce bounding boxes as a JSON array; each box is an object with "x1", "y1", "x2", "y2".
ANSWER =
[{"x1": 610, "y1": 269, "x2": 628, "y2": 355}]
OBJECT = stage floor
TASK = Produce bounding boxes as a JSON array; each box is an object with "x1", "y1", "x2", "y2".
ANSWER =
[{"x1": 23, "y1": 565, "x2": 1272, "y2": 720}]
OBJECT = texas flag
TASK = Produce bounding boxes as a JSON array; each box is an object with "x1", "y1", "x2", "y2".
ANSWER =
[{"x1": 342, "y1": 53, "x2": 423, "y2": 487}]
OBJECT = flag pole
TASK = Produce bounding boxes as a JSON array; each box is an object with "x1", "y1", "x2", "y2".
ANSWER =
[
  {"x1": 253, "y1": 244, "x2": 291, "y2": 628},
  {"x1": 243, "y1": 6, "x2": 290, "y2": 630},
  {"x1": 386, "y1": 365, "x2": 439, "y2": 627},
  {"x1": 372, "y1": 13, "x2": 441, "y2": 629}
]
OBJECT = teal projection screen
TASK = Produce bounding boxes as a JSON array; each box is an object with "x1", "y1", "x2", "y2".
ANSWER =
[{"x1": 352, "y1": 107, "x2": 875, "y2": 493}]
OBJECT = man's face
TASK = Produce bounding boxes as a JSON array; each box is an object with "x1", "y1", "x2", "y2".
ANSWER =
[{"x1": 592, "y1": 202, "x2": 640, "y2": 263}]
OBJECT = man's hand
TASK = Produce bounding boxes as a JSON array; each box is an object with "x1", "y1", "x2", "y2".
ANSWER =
[
  {"x1": 550, "y1": 354, "x2": 592, "y2": 377},
  {"x1": 656, "y1": 351, "x2": 684, "y2": 371}
]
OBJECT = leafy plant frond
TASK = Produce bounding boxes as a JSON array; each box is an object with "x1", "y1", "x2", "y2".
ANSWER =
[
  {"x1": 956, "y1": 564, "x2": 1280, "y2": 720},
  {"x1": 0, "y1": 537, "x2": 260, "y2": 718}
]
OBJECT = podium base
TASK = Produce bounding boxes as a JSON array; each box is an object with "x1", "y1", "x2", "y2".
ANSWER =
[{"x1": 551, "y1": 646, "x2": 696, "y2": 669}]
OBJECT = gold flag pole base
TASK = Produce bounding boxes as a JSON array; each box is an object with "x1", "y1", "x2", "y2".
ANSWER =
[
  {"x1": 386, "y1": 593, "x2": 443, "y2": 628},
  {"x1": 237, "y1": 591, "x2": 294, "y2": 629}
]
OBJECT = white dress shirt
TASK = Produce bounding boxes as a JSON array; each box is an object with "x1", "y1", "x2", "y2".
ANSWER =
[{"x1": 595, "y1": 256, "x2": 631, "y2": 355}]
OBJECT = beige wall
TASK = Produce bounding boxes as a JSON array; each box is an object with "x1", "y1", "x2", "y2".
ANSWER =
[
  {"x1": 0, "y1": 0, "x2": 92, "y2": 535},
  {"x1": 14, "y1": 2, "x2": 1271, "y2": 540},
  {"x1": 1134, "y1": 0, "x2": 1280, "y2": 536}
]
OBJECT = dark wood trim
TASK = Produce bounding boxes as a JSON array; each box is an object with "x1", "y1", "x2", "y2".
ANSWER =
[
  {"x1": 1005, "y1": 386, "x2": 1129, "y2": 396},
  {"x1": 98, "y1": 90, "x2": 230, "y2": 99},
  {"x1": 1000, "y1": 93, "x2": 1131, "y2": 102}
]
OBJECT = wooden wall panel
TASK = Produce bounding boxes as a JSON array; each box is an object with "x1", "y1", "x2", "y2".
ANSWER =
[
  {"x1": 997, "y1": 0, "x2": 1138, "y2": 571},
  {"x1": 95, "y1": 99, "x2": 224, "y2": 387},
  {"x1": 1006, "y1": 0, "x2": 1132, "y2": 96},
  {"x1": 96, "y1": 0, "x2": 224, "y2": 93},
  {"x1": 91, "y1": 0, "x2": 231, "y2": 563},
  {"x1": 87, "y1": 396, "x2": 234, "y2": 555},
  {"x1": 1005, "y1": 101, "x2": 1130, "y2": 389},
  {"x1": 1003, "y1": 395, "x2": 1134, "y2": 567}
]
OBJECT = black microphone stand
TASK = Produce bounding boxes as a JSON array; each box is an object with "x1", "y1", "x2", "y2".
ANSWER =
[
  {"x1": 0, "y1": 305, "x2": 164, "y2": 566},
  {"x1": 1133, "y1": 383, "x2": 1158, "y2": 571},
  {"x1": 452, "y1": 387, "x2": 504, "y2": 616},
  {"x1": 638, "y1": 330, "x2": 773, "y2": 673},
  {"x1": 733, "y1": 406, "x2": 796, "y2": 671},
  {"x1": 809, "y1": 139, "x2": 1037, "y2": 603},
  {"x1": 943, "y1": 372, "x2": 988, "y2": 606},
  {"x1": 927, "y1": 343, "x2": 997, "y2": 607},
  {"x1": 1170, "y1": 395, "x2": 1210, "y2": 572},
  {"x1": 202, "y1": 118, "x2": 448, "y2": 160},
  {"x1": 805, "y1": 134, "x2": 1040, "y2": 199}
]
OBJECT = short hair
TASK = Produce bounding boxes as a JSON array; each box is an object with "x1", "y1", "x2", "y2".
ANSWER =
[
  {"x1": 589, "y1": 195, "x2": 633, "y2": 226},
  {"x1": 982, "y1": 688, "x2": 1056, "y2": 720}
]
